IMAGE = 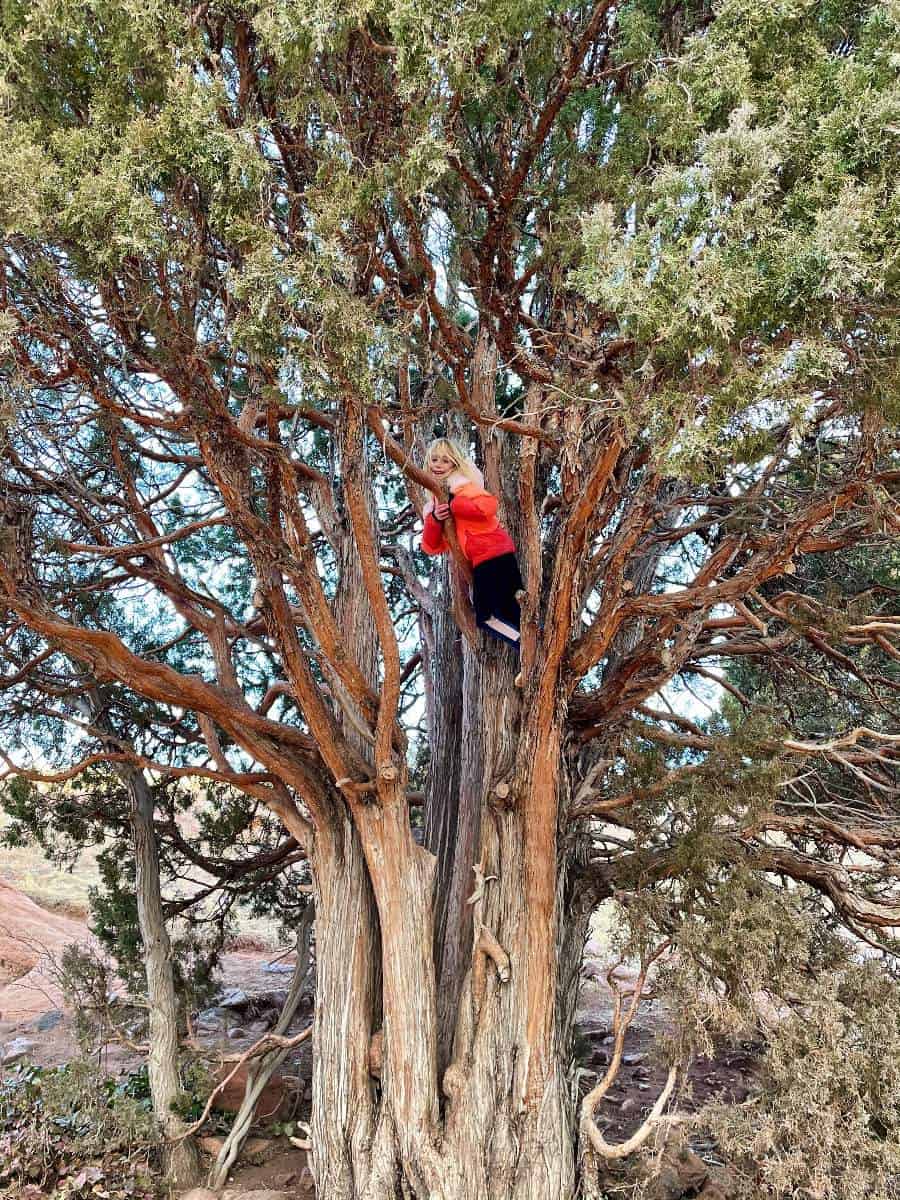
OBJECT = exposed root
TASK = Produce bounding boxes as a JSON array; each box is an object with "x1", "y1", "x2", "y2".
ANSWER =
[
  {"x1": 582, "y1": 1065, "x2": 678, "y2": 1160},
  {"x1": 288, "y1": 1122, "x2": 312, "y2": 1152},
  {"x1": 580, "y1": 942, "x2": 680, "y2": 1163}
]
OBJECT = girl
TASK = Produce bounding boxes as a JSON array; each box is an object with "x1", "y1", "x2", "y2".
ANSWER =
[{"x1": 421, "y1": 438, "x2": 523, "y2": 647}]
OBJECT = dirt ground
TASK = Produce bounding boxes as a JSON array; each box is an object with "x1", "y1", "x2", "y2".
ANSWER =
[{"x1": 0, "y1": 883, "x2": 758, "y2": 1198}]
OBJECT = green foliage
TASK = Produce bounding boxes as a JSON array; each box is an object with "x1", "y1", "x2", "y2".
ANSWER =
[
  {"x1": 0, "y1": 1059, "x2": 160, "y2": 1199},
  {"x1": 618, "y1": 845, "x2": 900, "y2": 1199},
  {"x1": 572, "y1": 0, "x2": 900, "y2": 467},
  {"x1": 705, "y1": 959, "x2": 900, "y2": 1199},
  {"x1": 1, "y1": 763, "x2": 309, "y2": 1025},
  {"x1": 0, "y1": 0, "x2": 897, "y2": 1190},
  {"x1": 614, "y1": 671, "x2": 900, "y2": 1197},
  {"x1": 88, "y1": 841, "x2": 223, "y2": 1014},
  {"x1": 56, "y1": 943, "x2": 119, "y2": 1051}
]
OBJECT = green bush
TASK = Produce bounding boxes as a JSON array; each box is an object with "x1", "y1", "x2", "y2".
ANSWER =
[
  {"x1": 703, "y1": 959, "x2": 900, "y2": 1200},
  {"x1": 0, "y1": 1059, "x2": 161, "y2": 1199}
]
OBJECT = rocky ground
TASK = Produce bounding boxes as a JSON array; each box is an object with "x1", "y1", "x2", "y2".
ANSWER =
[{"x1": 0, "y1": 884, "x2": 756, "y2": 1199}]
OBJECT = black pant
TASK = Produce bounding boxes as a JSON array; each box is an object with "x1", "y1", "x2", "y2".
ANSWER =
[{"x1": 472, "y1": 553, "x2": 523, "y2": 646}]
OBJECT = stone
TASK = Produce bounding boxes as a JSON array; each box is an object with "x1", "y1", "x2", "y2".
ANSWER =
[
  {"x1": 226, "y1": 1026, "x2": 246, "y2": 1040},
  {"x1": 222, "y1": 1192, "x2": 290, "y2": 1200},
  {"x1": 261, "y1": 989, "x2": 289, "y2": 1009},
  {"x1": 589, "y1": 1046, "x2": 610, "y2": 1067},
  {"x1": 646, "y1": 1165, "x2": 686, "y2": 1200},
  {"x1": 648, "y1": 1146, "x2": 708, "y2": 1197},
  {"x1": 197, "y1": 1134, "x2": 270, "y2": 1164},
  {"x1": 179, "y1": 1190, "x2": 218, "y2": 1200},
  {"x1": 197, "y1": 1006, "x2": 230, "y2": 1028},
  {"x1": 218, "y1": 987, "x2": 249, "y2": 1009},
  {"x1": 2, "y1": 1037, "x2": 36, "y2": 1064},
  {"x1": 619, "y1": 1097, "x2": 639, "y2": 1116},
  {"x1": 672, "y1": 1146, "x2": 709, "y2": 1191},
  {"x1": 31, "y1": 1010, "x2": 63, "y2": 1033},
  {"x1": 643, "y1": 1161, "x2": 686, "y2": 1200},
  {"x1": 264, "y1": 961, "x2": 295, "y2": 974},
  {"x1": 578, "y1": 1020, "x2": 610, "y2": 1039},
  {"x1": 243, "y1": 1136, "x2": 272, "y2": 1162},
  {"x1": 623, "y1": 1052, "x2": 646, "y2": 1066},
  {"x1": 212, "y1": 1062, "x2": 293, "y2": 1119}
]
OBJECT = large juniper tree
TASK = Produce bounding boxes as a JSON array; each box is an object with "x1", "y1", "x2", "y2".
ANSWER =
[{"x1": 0, "y1": 1, "x2": 897, "y2": 1197}]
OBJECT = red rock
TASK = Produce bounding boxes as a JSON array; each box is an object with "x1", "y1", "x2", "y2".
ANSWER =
[
  {"x1": 242, "y1": 1136, "x2": 273, "y2": 1162},
  {"x1": 212, "y1": 1063, "x2": 293, "y2": 1120},
  {"x1": 198, "y1": 1133, "x2": 270, "y2": 1164},
  {"x1": 0, "y1": 882, "x2": 96, "y2": 1020}
]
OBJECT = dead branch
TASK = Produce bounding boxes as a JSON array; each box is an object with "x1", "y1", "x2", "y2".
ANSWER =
[{"x1": 580, "y1": 943, "x2": 678, "y2": 1162}]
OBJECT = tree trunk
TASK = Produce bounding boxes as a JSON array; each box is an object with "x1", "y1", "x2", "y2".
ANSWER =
[
  {"x1": 310, "y1": 643, "x2": 583, "y2": 1198},
  {"x1": 126, "y1": 768, "x2": 201, "y2": 1189},
  {"x1": 310, "y1": 411, "x2": 584, "y2": 1197},
  {"x1": 424, "y1": 561, "x2": 473, "y2": 1072},
  {"x1": 310, "y1": 816, "x2": 381, "y2": 1198},
  {"x1": 309, "y1": 423, "x2": 386, "y2": 1197}
]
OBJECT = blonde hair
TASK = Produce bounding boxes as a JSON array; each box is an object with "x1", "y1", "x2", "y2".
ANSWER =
[{"x1": 425, "y1": 437, "x2": 481, "y2": 482}]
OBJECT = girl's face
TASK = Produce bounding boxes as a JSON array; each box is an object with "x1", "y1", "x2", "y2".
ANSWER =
[{"x1": 428, "y1": 449, "x2": 456, "y2": 479}]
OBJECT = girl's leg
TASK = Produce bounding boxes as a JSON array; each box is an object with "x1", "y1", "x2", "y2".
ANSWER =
[{"x1": 472, "y1": 554, "x2": 523, "y2": 646}]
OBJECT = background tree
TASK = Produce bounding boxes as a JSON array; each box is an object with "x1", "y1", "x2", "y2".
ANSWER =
[
  {"x1": 1, "y1": 676, "x2": 308, "y2": 1189},
  {"x1": 0, "y1": 1, "x2": 897, "y2": 1198}
]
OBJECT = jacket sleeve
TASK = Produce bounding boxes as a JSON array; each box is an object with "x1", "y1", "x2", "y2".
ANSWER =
[
  {"x1": 421, "y1": 511, "x2": 449, "y2": 555},
  {"x1": 450, "y1": 490, "x2": 498, "y2": 520}
]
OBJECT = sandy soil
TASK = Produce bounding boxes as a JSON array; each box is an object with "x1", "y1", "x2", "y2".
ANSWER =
[{"x1": 0, "y1": 881, "x2": 97, "y2": 1020}]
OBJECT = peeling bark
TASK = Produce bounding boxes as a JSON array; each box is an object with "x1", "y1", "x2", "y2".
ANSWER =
[{"x1": 127, "y1": 768, "x2": 201, "y2": 1190}]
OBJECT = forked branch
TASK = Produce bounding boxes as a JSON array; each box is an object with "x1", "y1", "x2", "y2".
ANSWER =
[{"x1": 580, "y1": 943, "x2": 678, "y2": 1162}]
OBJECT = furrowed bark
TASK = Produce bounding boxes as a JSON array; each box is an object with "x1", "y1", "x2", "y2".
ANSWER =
[
  {"x1": 423, "y1": 558, "x2": 467, "y2": 1069},
  {"x1": 311, "y1": 422, "x2": 383, "y2": 1197},
  {"x1": 126, "y1": 766, "x2": 201, "y2": 1189},
  {"x1": 311, "y1": 817, "x2": 381, "y2": 1198},
  {"x1": 440, "y1": 693, "x2": 578, "y2": 1200}
]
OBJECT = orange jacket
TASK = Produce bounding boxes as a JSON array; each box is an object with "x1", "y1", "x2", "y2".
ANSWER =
[{"x1": 421, "y1": 473, "x2": 515, "y2": 568}]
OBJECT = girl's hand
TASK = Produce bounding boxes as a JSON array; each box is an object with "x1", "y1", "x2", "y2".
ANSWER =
[{"x1": 433, "y1": 501, "x2": 451, "y2": 520}]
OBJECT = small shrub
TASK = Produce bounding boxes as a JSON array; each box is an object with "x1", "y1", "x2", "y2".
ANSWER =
[
  {"x1": 701, "y1": 959, "x2": 900, "y2": 1200},
  {"x1": 0, "y1": 1059, "x2": 161, "y2": 1199},
  {"x1": 56, "y1": 944, "x2": 118, "y2": 1051}
]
